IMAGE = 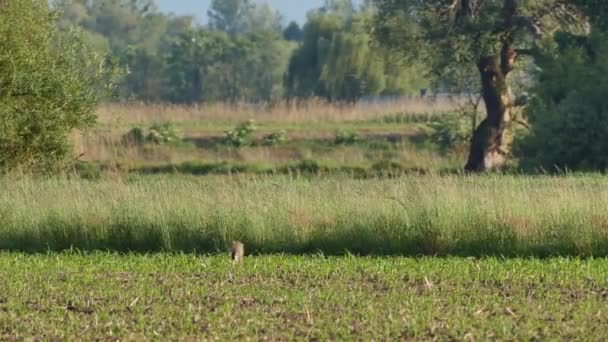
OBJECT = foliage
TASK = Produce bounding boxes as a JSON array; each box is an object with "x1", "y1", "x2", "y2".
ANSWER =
[
  {"x1": 208, "y1": 0, "x2": 254, "y2": 35},
  {"x1": 48, "y1": 0, "x2": 456, "y2": 104},
  {"x1": 285, "y1": 9, "x2": 428, "y2": 101},
  {"x1": 572, "y1": 0, "x2": 608, "y2": 31},
  {"x1": 263, "y1": 130, "x2": 287, "y2": 146},
  {"x1": 335, "y1": 130, "x2": 361, "y2": 145},
  {"x1": 283, "y1": 21, "x2": 303, "y2": 41},
  {"x1": 54, "y1": 0, "x2": 291, "y2": 104},
  {"x1": 224, "y1": 120, "x2": 257, "y2": 147},
  {"x1": 516, "y1": 32, "x2": 608, "y2": 171},
  {"x1": 208, "y1": 0, "x2": 282, "y2": 36},
  {"x1": 121, "y1": 127, "x2": 146, "y2": 146},
  {"x1": 121, "y1": 124, "x2": 180, "y2": 146},
  {"x1": 53, "y1": 0, "x2": 181, "y2": 102},
  {"x1": 0, "y1": 0, "x2": 117, "y2": 172},
  {"x1": 372, "y1": 0, "x2": 592, "y2": 170},
  {"x1": 430, "y1": 114, "x2": 472, "y2": 153},
  {"x1": 146, "y1": 123, "x2": 180, "y2": 145},
  {"x1": 372, "y1": 0, "x2": 588, "y2": 79},
  {"x1": 163, "y1": 29, "x2": 295, "y2": 103}
]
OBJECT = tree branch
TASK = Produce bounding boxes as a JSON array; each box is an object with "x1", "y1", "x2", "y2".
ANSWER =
[{"x1": 513, "y1": 118, "x2": 531, "y2": 129}]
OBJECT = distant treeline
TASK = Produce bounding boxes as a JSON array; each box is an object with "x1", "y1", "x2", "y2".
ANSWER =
[{"x1": 51, "y1": 0, "x2": 429, "y2": 104}]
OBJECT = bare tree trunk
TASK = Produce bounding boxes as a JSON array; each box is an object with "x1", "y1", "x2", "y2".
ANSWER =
[{"x1": 465, "y1": 45, "x2": 516, "y2": 172}]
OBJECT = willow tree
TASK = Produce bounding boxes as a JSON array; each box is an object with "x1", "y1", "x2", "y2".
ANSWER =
[
  {"x1": 286, "y1": 8, "x2": 428, "y2": 101},
  {"x1": 0, "y1": 0, "x2": 117, "y2": 172},
  {"x1": 373, "y1": 0, "x2": 589, "y2": 171}
]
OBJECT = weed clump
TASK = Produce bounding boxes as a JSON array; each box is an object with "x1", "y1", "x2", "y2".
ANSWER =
[
  {"x1": 224, "y1": 120, "x2": 257, "y2": 147},
  {"x1": 263, "y1": 130, "x2": 287, "y2": 146},
  {"x1": 147, "y1": 123, "x2": 179, "y2": 145},
  {"x1": 121, "y1": 123, "x2": 180, "y2": 146},
  {"x1": 335, "y1": 130, "x2": 361, "y2": 145}
]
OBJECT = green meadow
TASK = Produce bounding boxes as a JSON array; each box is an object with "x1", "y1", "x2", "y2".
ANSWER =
[
  {"x1": 1, "y1": 174, "x2": 607, "y2": 257},
  {"x1": 1, "y1": 254, "x2": 607, "y2": 340}
]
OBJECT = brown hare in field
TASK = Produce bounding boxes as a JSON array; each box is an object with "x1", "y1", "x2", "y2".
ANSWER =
[{"x1": 231, "y1": 241, "x2": 245, "y2": 264}]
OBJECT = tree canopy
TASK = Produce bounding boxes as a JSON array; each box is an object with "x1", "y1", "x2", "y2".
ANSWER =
[
  {"x1": 372, "y1": 0, "x2": 591, "y2": 171},
  {"x1": 515, "y1": 2, "x2": 608, "y2": 171},
  {"x1": 286, "y1": 7, "x2": 428, "y2": 101},
  {"x1": 0, "y1": 0, "x2": 117, "y2": 172}
]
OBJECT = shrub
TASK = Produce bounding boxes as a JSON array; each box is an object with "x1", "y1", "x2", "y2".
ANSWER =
[
  {"x1": 429, "y1": 113, "x2": 472, "y2": 153},
  {"x1": 263, "y1": 130, "x2": 287, "y2": 146},
  {"x1": 0, "y1": 0, "x2": 117, "y2": 172},
  {"x1": 224, "y1": 120, "x2": 257, "y2": 147},
  {"x1": 335, "y1": 130, "x2": 361, "y2": 145},
  {"x1": 516, "y1": 32, "x2": 608, "y2": 171},
  {"x1": 146, "y1": 123, "x2": 179, "y2": 145},
  {"x1": 121, "y1": 128, "x2": 146, "y2": 146}
]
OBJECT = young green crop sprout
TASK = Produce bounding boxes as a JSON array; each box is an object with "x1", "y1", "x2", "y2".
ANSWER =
[{"x1": 231, "y1": 241, "x2": 245, "y2": 264}]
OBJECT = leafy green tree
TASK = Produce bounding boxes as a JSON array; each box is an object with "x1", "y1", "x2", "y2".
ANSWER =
[
  {"x1": 572, "y1": 0, "x2": 608, "y2": 30},
  {"x1": 163, "y1": 29, "x2": 294, "y2": 103},
  {"x1": 516, "y1": 33, "x2": 608, "y2": 171},
  {"x1": 208, "y1": 0, "x2": 253, "y2": 35},
  {"x1": 53, "y1": 0, "x2": 111, "y2": 53},
  {"x1": 286, "y1": 9, "x2": 427, "y2": 101},
  {"x1": 245, "y1": 3, "x2": 283, "y2": 35},
  {"x1": 515, "y1": 3, "x2": 608, "y2": 171},
  {"x1": 322, "y1": 0, "x2": 355, "y2": 17},
  {"x1": 76, "y1": 0, "x2": 159, "y2": 52},
  {"x1": 53, "y1": 0, "x2": 192, "y2": 102},
  {"x1": 321, "y1": 12, "x2": 428, "y2": 100},
  {"x1": 283, "y1": 21, "x2": 304, "y2": 41},
  {"x1": 208, "y1": 0, "x2": 283, "y2": 36},
  {"x1": 373, "y1": 0, "x2": 590, "y2": 172},
  {"x1": 0, "y1": 0, "x2": 117, "y2": 172},
  {"x1": 222, "y1": 33, "x2": 294, "y2": 102},
  {"x1": 285, "y1": 13, "x2": 343, "y2": 99},
  {"x1": 162, "y1": 29, "x2": 227, "y2": 103}
]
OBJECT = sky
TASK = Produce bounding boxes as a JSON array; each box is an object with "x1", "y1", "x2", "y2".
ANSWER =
[{"x1": 155, "y1": 0, "x2": 350, "y2": 24}]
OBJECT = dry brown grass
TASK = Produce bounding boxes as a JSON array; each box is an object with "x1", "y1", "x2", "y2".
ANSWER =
[
  {"x1": 96, "y1": 96, "x2": 462, "y2": 126},
  {"x1": 73, "y1": 97, "x2": 465, "y2": 169},
  {"x1": 72, "y1": 129, "x2": 457, "y2": 169}
]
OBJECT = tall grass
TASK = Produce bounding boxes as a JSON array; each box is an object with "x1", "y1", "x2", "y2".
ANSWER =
[
  {"x1": 96, "y1": 97, "x2": 461, "y2": 126},
  {"x1": 75, "y1": 97, "x2": 462, "y2": 168},
  {"x1": 1, "y1": 174, "x2": 607, "y2": 256}
]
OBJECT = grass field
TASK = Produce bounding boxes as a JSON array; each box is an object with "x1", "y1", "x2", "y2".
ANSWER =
[
  {"x1": 4, "y1": 99, "x2": 604, "y2": 339},
  {"x1": 1, "y1": 254, "x2": 607, "y2": 340},
  {"x1": 95, "y1": 98, "x2": 460, "y2": 126},
  {"x1": 72, "y1": 100, "x2": 468, "y2": 173},
  {"x1": 2, "y1": 174, "x2": 608, "y2": 256}
]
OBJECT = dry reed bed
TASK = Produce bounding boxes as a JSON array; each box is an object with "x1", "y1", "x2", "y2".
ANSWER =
[
  {"x1": 0, "y1": 174, "x2": 607, "y2": 256},
  {"x1": 70, "y1": 131, "x2": 455, "y2": 169},
  {"x1": 96, "y1": 97, "x2": 461, "y2": 126},
  {"x1": 77, "y1": 97, "x2": 461, "y2": 166}
]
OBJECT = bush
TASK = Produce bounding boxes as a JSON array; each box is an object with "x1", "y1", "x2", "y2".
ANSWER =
[
  {"x1": 224, "y1": 120, "x2": 257, "y2": 147},
  {"x1": 429, "y1": 114, "x2": 472, "y2": 153},
  {"x1": 516, "y1": 32, "x2": 608, "y2": 171},
  {"x1": 263, "y1": 130, "x2": 287, "y2": 146},
  {"x1": 0, "y1": 0, "x2": 117, "y2": 172},
  {"x1": 146, "y1": 123, "x2": 179, "y2": 145},
  {"x1": 335, "y1": 130, "x2": 361, "y2": 145},
  {"x1": 121, "y1": 128, "x2": 146, "y2": 146}
]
